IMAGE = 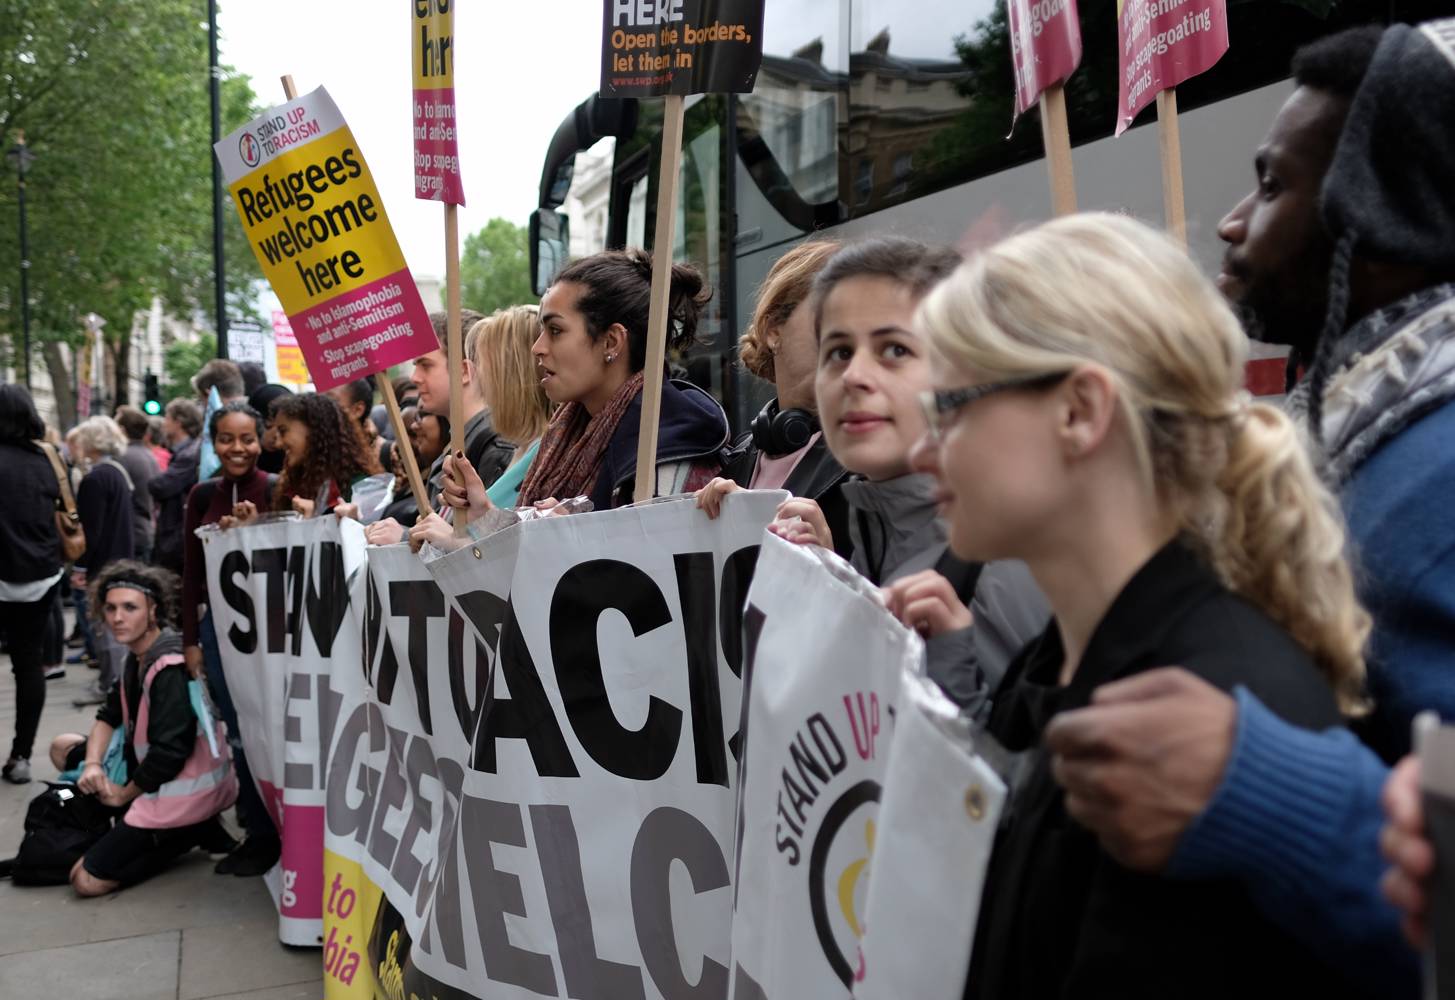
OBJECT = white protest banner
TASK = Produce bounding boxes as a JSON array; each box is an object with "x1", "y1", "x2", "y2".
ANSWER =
[
  {"x1": 201, "y1": 514, "x2": 369, "y2": 946},
  {"x1": 334, "y1": 492, "x2": 783, "y2": 1000},
  {"x1": 853, "y1": 673, "x2": 1007, "y2": 999},
  {"x1": 729, "y1": 532, "x2": 924, "y2": 999}
]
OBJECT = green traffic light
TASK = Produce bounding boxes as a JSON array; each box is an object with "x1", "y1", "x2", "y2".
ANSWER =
[{"x1": 143, "y1": 400, "x2": 162, "y2": 415}]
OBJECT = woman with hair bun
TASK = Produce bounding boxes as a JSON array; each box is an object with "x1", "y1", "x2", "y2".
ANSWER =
[
  {"x1": 49, "y1": 559, "x2": 237, "y2": 897},
  {"x1": 436, "y1": 249, "x2": 729, "y2": 521},
  {"x1": 913, "y1": 213, "x2": 1369, "y2": 998}
]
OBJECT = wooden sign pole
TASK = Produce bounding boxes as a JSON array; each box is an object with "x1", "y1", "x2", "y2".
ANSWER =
[
  {"x1": 1157, "y1": 88, "x2": 1188, "y2": 246},
  {"x1": 1039, "y1": 83, "x2": 1077, "y2": 216},
  {"x1": 280, "y1": 74, "x2": 430, "y2": 515},
  {"x1": 444, "y1": 204, "x2": 468, "y2": 535},
  {"x1": 632, "y1": 94, "x2": 687, "y2": 505}
]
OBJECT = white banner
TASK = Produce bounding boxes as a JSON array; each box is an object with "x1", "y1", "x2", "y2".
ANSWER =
[
  {"x1": 200, "y1": 514, "x2": 369, "y2": 947},
  {"x1": 349, "y1": 492, "x2": 784, "y2": 999},
  {"x1": 729, "y1": 533, "x2": 924, "y2": 998}
]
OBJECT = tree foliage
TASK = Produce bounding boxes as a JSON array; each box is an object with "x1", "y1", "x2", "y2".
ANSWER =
[
  {"x1": 163, "y1": 331, "x2": 216, "y2": 401},
  {"x1": 459, "y1": 217, "x2": 533, "y2": 316},
  {"x1": 0, "y1": 0, "x2": 261, "y2": 423}
]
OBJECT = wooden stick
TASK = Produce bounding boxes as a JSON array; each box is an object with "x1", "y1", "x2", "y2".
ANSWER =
[
  {"x1": 632, "y1": 94, "x2": 687, "y2": 505},
  {"x1": 280, "y1": 76, "x2": 428, "y2": 515},
  {"x1": 1039, "y1": 84, "x2": 1077, "y2": 217},
  {"x1": 377, "y1": 372, "x2": 430, "y2": 513},
  {"x1": 1157, "y1": 88, "x2": 1188, "y2": 246},
  {"x1": 444, "y1": 203, "x2": 467, "y2": 536}
]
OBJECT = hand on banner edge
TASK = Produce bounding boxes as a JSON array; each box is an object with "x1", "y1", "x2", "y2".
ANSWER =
[
  {"x1": 880, "y1": 569, "x2": 974, "y2": 638},
  {"x1": 695, "y1": 477, "x2": 740, "y2": 520}
]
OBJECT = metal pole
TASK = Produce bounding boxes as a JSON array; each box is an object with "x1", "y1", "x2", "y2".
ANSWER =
[
  {"x1": 209, "y1": 0, "x2": 228, "y2": 359},
  {"x1": 11, "y1": 132, "x2": 32, "y2": 388}
]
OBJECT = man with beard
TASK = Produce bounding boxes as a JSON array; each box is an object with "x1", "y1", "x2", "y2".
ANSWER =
[{"x1": 1036, "y1": 20, "x2": 1455, "y2": 996}]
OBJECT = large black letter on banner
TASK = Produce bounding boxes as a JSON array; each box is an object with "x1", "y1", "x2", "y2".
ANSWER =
[
  {"x1": 461, "y1": 796, "x2": 557, "y2": 995},
  {"x1": 630, "y1": 807, "x2": 731, "y2": 1000},
  {"x1": 529, "y1": 804, "x2": 646, "y2": 1000},
  {"x1": 549, "y1": 559, "x2": 682, "y2": 780},
  {"x1": 473, "y1": 597, "x2": 578, "y2": 777},
  {"x1": 390, "y1": 579, "x2": 442, "y2": 735},
  {"x1": 252, "y1": 547, "x2": 288, "y2": 653},
  {"x1": 219, "y1": 549, "x2": 256, "y2": 653},
  {"x1": 675, "y1": 552, "x2": 728, "y2": 786},
  {"x1": 305, "y1": 540, "x2": 350, "y2": 656}
]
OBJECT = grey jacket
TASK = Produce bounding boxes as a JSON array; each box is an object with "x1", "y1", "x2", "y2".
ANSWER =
[{"x1": 841, "y1": 474, "x2": 1049, "y2": 718}]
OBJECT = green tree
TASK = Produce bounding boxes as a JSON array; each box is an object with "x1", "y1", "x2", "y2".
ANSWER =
[
  {"x1": 459, "y1": 217, "x2": 533, "y2": 315},
  {"x1": 163, "y1": 332, "x2": 217, "y2": 401},
  {"x1": 0, "y1": 0, "x2": 262, "y2": 426}
]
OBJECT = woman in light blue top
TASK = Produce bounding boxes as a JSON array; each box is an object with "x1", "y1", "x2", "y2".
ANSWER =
[{"x1": 468, "y1": 305, "x2": 552, "y2": 508}]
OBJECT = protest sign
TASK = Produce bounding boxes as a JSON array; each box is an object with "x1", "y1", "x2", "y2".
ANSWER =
[
  {"x1": 331, "y1": 492, "x2": 781, "y2": 999},
  {"x1": 600, "y1": 1, "x2": 766, "y2": 501},
  {"x1": 853, "y1": 673, "x2": 1006, "y2": 999},
  {"x1": 1116, "y1": 0, "x2": 1230, "y2": 242},
  {"x1": 271, "y1": 310, "x2": 310, "y2": 387},
  {"x1": 600, "y1": 0, "x2": 766, "y2": 99},
  {"x1": 1116, "y1": 0, "x2": 1229, "y2": 135},
  {"x1": 412, "y1": 0, "x2": 464, "y2": 205},
  {"x1": 214, "y1": 86, "x2": 438, "y2": 393},
  {"x1": 730, "y1": 533, "x2": 925, "y2": 998},
  {"x1": 200, "y1": 514, "x2": 370, "y2": 946},
  {"x1": 1007, "y1": 0, "x2": 1081, "y2": 215}
]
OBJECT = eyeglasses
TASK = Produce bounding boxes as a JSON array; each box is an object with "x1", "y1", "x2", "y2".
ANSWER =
[{"x1": 918, "y1": 372, "x2": 1069, "y2": 441}]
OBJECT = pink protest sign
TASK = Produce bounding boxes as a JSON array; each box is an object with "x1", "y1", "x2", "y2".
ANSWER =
[
  {"x1": 412, "y1": 0, "x2": 465, "y2": 204},
  {"x1": 1008, "y1": 0, "x2": 1083, "y2": 118},
  {"x1": 1116, "y1": 0, "x2": 1229, "y2": 135}
]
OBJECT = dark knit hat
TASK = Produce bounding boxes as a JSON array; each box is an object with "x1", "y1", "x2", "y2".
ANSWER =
[
  {"x1": 1306, "y1": 19, "x2": 1455, "y2": 440},
  {"x1": 1322, "y1": 19, "x2": 1455, "y2": 272}
]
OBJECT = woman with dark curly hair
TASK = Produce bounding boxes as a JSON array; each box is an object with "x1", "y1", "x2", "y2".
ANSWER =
[
  {"x1": 269, "y1": 392, "x2": 382, "y2": 515},
  {"x1": 49, "y1": 559, "x2": 237, "y2": 897}
]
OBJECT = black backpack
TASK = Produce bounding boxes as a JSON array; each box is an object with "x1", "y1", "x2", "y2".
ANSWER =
[{"x1": 2, "y1": 783, "x2": 114, "y2": 886}]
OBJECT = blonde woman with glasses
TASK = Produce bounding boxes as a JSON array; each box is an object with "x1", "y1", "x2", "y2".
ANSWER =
[{"x1": 913, "y1": 213, "x2": 1369, "y2": 999}]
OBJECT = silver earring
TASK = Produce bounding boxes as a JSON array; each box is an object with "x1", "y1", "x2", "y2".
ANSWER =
[{"x1": 605, "y1": 353, "x2": 616, "y2": 363}]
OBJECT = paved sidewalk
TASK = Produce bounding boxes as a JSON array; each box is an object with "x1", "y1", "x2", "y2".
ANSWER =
[{"x1": 0, "y1": 623, "x2": 323, "y2": 1000}]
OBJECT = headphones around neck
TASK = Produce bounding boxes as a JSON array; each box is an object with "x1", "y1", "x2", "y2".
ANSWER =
[{"x1": 750, "y1": 399, "x2": 820, "y2": 457}]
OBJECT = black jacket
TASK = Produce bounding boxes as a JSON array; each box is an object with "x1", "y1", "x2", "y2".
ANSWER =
[
  {"x1": 77, "y1": 461, "x2": 135, "y2": 573},
  {"x1": 96, "y1": 631, "x2": 197, "y2": 794},
  {"x1": 966, "y1": 540, "x2": 1351, "y2": 1000},
  {"x1": 149, "y1": 436, "x2": 200, "y2": 572},
  {"x1": 591, "y1": 379, "x2": 730, "y2": 511},
  {"x1": 0, "y1": 441, "x2": 61, "y2": 584},
  {"x1": 721, "y1": 430, "x2": 854, "y2": 562},
  {"x1": 425, "y1": 408, "x2": 514, "y2": 511}
]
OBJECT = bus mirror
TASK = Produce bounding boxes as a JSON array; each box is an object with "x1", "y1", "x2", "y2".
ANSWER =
[{"x1": 530, "y1": 208, "x2": 570, "y2": 297}]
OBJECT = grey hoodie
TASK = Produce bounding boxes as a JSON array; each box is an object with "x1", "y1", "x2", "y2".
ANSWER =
[{"x1": 840, "y1": 474, "x2": 1049, "y2": 718}]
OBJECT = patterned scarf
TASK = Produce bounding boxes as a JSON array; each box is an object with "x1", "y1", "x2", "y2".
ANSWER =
[{"x1": 519, "y1": 371, "x2": 645, "y2": 506}]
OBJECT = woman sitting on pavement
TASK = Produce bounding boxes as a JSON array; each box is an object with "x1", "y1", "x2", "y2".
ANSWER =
[
  {"x1": 179, "y1": 401, "x2": 280, "y2": 877},
  {"x1": 913, "y1": 213, "x2": 1370, "y2": 998},
  {"x1": 51, "y1": 560, "x2": 237, "y2": 897},
  {"x1": 695, "y1": 240, "x2": 854, "y2": 559},
  {"x1": 754, "y1": 236, "x2": 1048, "y2": 713}
]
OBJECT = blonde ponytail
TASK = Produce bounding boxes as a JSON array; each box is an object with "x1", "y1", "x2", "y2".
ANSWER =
[{"x1": 918, "y1": 213, "x2": 1369, "y2": 712}]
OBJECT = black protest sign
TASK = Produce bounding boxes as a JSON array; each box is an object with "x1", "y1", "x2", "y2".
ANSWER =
[{"x1": 601, "y1": 0, "x2": 766, "y2": 98}]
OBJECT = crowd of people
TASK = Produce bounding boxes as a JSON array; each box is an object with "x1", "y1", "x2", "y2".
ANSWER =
[{"x1": 0, "y1": 18, "x2": 1450, "y2": 996}]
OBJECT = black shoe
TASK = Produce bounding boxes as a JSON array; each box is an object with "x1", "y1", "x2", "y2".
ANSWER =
[
  {"x1": 2, "y1": 757, "x2": 31, "y2": 784},
  {"x1": 44, "y1": 666, "x2": 65, "y2": 681},
  {"x1": 215, "y1": 835, "x2": 280, "y2": 877},
  {"x1": 66, "y1": 632, "x2": 86, "y2": 649},
  {"x1": 195, "y1": 818, "x2": 239, "y2": 856}
]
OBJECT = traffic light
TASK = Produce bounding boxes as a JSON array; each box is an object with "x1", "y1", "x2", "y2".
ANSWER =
[{"x1": 143, "y1": 372, "x2": 162, "y2": 416}]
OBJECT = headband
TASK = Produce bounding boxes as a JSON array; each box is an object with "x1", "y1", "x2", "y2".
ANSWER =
[{"x1": 102, "y1": 577, "x2": 159, "y2": 602}]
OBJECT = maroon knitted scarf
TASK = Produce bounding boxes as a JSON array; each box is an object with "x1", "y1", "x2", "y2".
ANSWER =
[{"x1": 518, "y1": 371, "x2": 645, "y2": 506}]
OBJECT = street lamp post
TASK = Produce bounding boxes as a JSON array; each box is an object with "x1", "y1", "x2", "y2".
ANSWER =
[
  {"x1": 209, "y1": 0, "x2": 228, "y2": 360},
  {"x1": 7, "y1": 131, "x2": 36, "y2": 388}
]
